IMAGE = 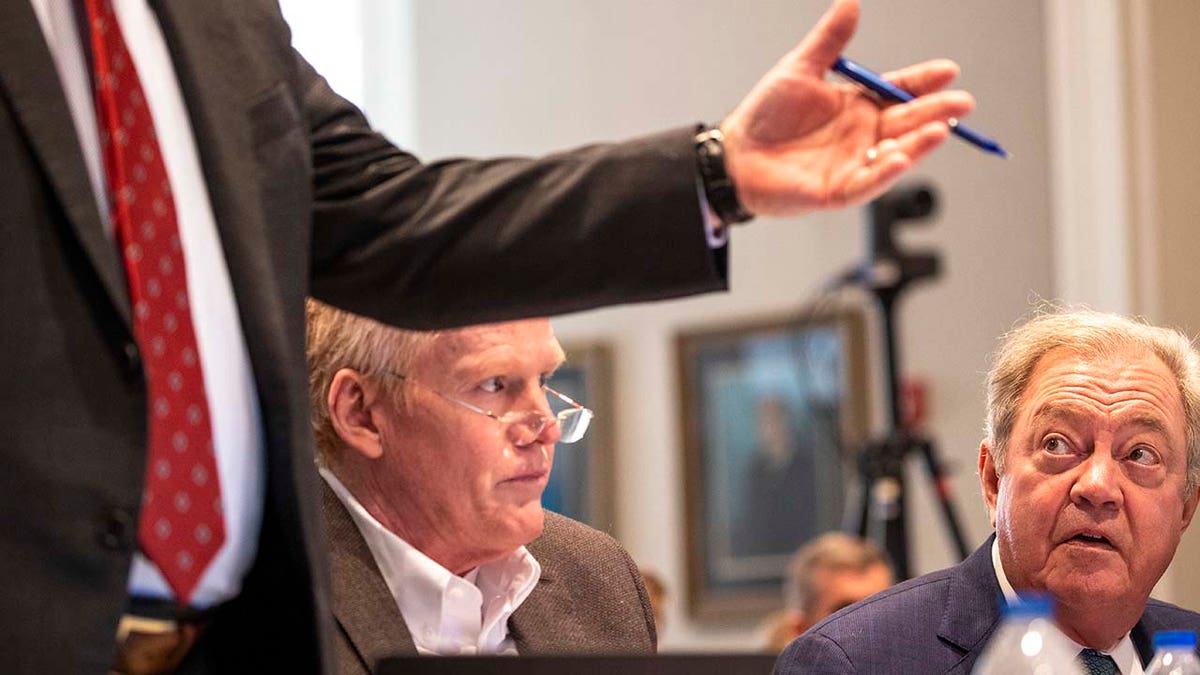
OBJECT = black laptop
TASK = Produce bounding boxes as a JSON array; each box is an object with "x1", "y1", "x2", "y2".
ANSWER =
[{"x1": 378, "y1": 653, "x2": 777, "y2": 675}]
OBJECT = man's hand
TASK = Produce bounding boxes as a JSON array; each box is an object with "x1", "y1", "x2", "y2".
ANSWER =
[{"x1": 721, "y1": 0, "x2": 976, "y2": 216}]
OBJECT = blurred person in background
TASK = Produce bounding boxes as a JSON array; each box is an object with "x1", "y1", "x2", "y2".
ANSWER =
[{"x1": 763, "y1": 532, "x2": 893, "y2": 652}]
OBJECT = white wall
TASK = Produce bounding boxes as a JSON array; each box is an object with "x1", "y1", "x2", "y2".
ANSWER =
[
  {"x1": 281, "y1": 0, "x2": 1066, "y2": 652},
  {"x1": 403, "y1": 0, "x2": 1053, "y2": 650}
]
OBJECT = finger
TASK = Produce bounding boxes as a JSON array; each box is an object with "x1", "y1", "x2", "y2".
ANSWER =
[
  {"x1": 888, "y1": 120, "x2": 953, "y2": 166},
  {"x1": 839, "y1": 123, "x2": 950, "y2": 206},
  {"x1": 873, "y1": 138, "x2": 902, "y2": 157},
  {"x1": 878, "y1": 90, "x2": 975, "y2": 139},
  {"x1": 836, "y1": 153, "x2": 911, "y2": 207},
  {"x1": 881, "y1": 59, "x2": 961, "y2": 96},
  {"x1": 790, "y1": 0, "x2": 860, "y2": 74}
]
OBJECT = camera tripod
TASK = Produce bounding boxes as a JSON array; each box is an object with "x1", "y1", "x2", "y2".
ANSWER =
[{"x1": 832, "y1": 185, "x2": 970, "y2": 579}]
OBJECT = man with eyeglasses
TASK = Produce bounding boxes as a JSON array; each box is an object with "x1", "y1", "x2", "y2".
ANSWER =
[{"x1": 305, "y1": 299, "x2": 654, "y2": 670}]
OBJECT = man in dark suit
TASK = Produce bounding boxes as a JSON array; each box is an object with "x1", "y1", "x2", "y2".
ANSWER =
[
  {"x1": 776, "y1": 309, "x2": 1200, "y2": 674},
  {"x1": 0, "y1": 0, "x2": 974, "y2": 671},
  {"x1": 307, "y1": 300, "x2": 654, "y2": 672}
]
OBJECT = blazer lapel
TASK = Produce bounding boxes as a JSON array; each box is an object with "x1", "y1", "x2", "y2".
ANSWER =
[
  {"x1": 144, "y1": 0, "x2": 282, "y2": 310},
  {"x1": 322, "y1": 483, "x2": 417, "y2": 671},
  {"x1": 937, "y1": 535, "x2": 1005, "y2": 672},
  {"x1": 1131, "y1": 621, "x2": 1154, "y2": 667},
  {"x1": 0, "y1": 0, "x2": 130, "y2": 326},
  {"x1": 508, "y1": 565, "x2": 570, "y2": 654}
]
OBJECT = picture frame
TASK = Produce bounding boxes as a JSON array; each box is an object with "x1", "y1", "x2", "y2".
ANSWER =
[
  {"x1": 677, "y1": 310, "x2": 869, "y2": 620},
  {"x1": 543, "y1": 342, "x2": 617, "y2": 534}
]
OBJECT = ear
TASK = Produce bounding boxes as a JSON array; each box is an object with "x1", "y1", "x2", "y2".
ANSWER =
[
  {"x1": 979, "y1": 440, "x2": 1000, "y2": 528},
  {"x1": 327, "y1": 368, "x2": 386, "y2": 460},
  {"x1": 1181, "y1": 486, "x2": 1200, "y2": 532},
  {"x1": 790, "y1": 611, "x2": 810, "y2": 636}
]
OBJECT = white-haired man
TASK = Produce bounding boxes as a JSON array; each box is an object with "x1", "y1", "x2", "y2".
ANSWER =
[
  {"x1": 777, "y1": 309, "x2": 1200, "y2": 674},
  {"x1": 306, "y1": 300, "x2": 655, "y2": 672}
]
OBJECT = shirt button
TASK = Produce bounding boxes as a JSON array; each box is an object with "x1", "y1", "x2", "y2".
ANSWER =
[
  {"x1": 122, "y1": 341, "x2": 141, "y2": 379},
  {"x1": 98, "y1": 507, "x2": 135, "y2": 551}
]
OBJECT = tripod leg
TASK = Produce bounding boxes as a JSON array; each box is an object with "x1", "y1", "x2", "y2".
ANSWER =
[
  {"x1": 879, "y1": 474, "x2": 910, "y2": 580},
  {"x1": 854, "y1": 446, "x2": 873, "y2": 539},
  {"x1": 919, "y1": 440, "x2": 970, "y2": 560},
  {"x1": 854, "y1": 438, "x2": 912, "y2": 579}
]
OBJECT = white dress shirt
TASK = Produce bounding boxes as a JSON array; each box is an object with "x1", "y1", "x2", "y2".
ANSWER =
[
  {"x1": 991, "y1": 538, "x2": 1144, "y2": 674},
  {"x1": 30, "y1": 0, "x2": 265, "y2": 608},
  {"x1": 321, "y1": 468, "x2": 541, "y2": 656}
]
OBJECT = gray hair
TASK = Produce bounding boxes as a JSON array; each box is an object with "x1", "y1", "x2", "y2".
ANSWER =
[
  {"x1": 984, "y1": 307, "x2": 1200, "y2": 492},
  {"x1": 783, "y1": 532, "x2": 891, "y2": 614},
  {"x1": 305, "y1": 298, "x2": 437, "y2": 465}
]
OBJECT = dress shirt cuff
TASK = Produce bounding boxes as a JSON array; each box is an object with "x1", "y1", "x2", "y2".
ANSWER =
[{"x1": 697, "y1": 181, "x2": 729, "y2": 249}]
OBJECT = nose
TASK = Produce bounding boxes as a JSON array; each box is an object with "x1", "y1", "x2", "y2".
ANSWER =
[
  {"x1": 508, "y1": 413, "x2": 562, "y2": 448},
  {"x1": 1069, "y1": 448, "x2": 1124, "y2": 511},
  {"x1": 508, "y1": 386, "x2": 562, "y2": 448}
]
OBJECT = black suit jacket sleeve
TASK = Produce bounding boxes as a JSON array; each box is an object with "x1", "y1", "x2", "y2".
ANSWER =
[{"x1": 293, "y1": 52, "x2": 727, "y2": 330}]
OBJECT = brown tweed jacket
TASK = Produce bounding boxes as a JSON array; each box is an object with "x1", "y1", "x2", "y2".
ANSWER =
[{"x1": 320, "y1": 482, "x2": 657, "y2": 674}]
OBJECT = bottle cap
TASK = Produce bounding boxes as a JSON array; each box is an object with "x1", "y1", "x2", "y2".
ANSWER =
[
  {"x1": 1153, "y1": 631, "x2": 1198, "y2": 650},
  {"x1": 1002, "y1": 593, "x2": 1053, "y2": 618}
]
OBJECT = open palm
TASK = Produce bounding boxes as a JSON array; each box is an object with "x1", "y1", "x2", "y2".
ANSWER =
[{"x1": 721, "y1": 0, "x2": 975, "y2": 216}]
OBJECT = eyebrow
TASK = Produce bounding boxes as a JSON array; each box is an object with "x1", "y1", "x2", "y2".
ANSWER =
[
  {"x1": 452, "y1": 353, "x2": 566, "y2": 381},
  {"x1": 1030, "y1": 402, "x2": 1172, "y2": 438}
]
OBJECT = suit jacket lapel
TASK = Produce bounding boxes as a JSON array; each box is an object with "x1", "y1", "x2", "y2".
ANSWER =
[
  {"x1": 0, "y1": 0, "x2": 130, "y2": 326},
  {"x1": 322, "y1": 482, "x2": 416, "y2": 671},
  {"x1": 509, "y1": 563, "x2": 569, "y2": 654},
  {"x1": 1131, "y1": 621, "x2": 1154, "y2": 667},
  {"x1": 144, "y1": 0, "x2": 281, "y2": 330},
  {"x1": 1130, "y1": 605, "x2": 1178, "y2": 667},
  {"x1": 145, "y1": 0, "x2": 282, "y2": 305},
  {"x1": 938, "y1": 535, "x2": 1005, "y2": 670}
]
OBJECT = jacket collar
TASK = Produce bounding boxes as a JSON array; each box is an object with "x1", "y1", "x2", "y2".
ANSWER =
[
  {"x1": 322, "y1": 482, "x2": 416, "y2": 671},
  {"x1": 938, "y1": 534, "x2": 1005, "y2": 659},
  {"x1": 507, "y1": 552, "x2": 562, "y2": 654},
  {"x1": 0, "y1": 0, "x2": 129, "y2": 325}
]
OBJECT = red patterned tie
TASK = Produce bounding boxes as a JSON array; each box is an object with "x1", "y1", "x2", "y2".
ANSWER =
[{"x1": 84, "y1": 0, "x2": 225, "y2": 605}]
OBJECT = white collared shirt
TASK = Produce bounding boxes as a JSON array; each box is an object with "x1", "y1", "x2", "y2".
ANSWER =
[
  {"x1": 30, "y1": 0, "x2": 264, "y2": 608},
  {"x1": 321, "y1": 468, "x2": 541, "y2": 655},
  {"x1": 991, "y1": 538, "x2": 1144, "y2": 674}
]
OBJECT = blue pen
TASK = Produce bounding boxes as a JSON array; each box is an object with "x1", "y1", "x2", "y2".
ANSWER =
[{"x1": 832, "y1": 56, "x2": 1007, "y2": 159}]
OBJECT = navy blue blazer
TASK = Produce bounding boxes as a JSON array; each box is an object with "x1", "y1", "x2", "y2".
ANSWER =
[{"x1": 774, "y1": 536, "x2": 1200, "y2": 674}]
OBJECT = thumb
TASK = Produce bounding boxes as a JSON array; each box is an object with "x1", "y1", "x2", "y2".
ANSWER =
[{"x1": 790, "y1": 0, "x2": 860, "y2": 74}]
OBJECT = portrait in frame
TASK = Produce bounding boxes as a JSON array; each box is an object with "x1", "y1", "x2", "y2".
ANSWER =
[
  {"x1": 677, "y1": 310, "x2": 868, "y2": 620},
  {"x1": 542, "y1": 342, "x2": 617, "y2": 534}
]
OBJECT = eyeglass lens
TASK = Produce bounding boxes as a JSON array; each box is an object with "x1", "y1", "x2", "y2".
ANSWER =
[{"x1": 556, "y1": 407, "x2": 592, "y2": 443}]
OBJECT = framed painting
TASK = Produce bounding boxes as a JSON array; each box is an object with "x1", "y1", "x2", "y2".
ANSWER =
[
  {"x1": 543, "y1": 342, "x2": 617, "y2": 534},
  {"x1": 677, "y1": 310, "x2": 868, "y2": 620}
]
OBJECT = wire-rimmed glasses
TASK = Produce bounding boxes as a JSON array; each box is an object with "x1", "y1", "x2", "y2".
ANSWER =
[{"x1": 384, "y1": 372, "x2": 593, "y2": 444}]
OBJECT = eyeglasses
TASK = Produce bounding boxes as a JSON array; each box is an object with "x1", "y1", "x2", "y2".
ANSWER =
[{"x1": 383, "y1": 372, "x2": 594, "y2": 444}]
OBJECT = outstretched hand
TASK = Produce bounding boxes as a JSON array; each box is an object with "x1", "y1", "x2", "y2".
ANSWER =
[{"x1": 720, "y1": 0, "x2": 976, "y2": 216}]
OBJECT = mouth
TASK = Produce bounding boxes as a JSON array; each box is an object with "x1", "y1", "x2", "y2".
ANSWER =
[
  {"x1": 501, "y1": 470, "x2": 548, "y2": 485},
  {"x1": 1063, "y1": 531, "x2": 1116, "y2": 550}
]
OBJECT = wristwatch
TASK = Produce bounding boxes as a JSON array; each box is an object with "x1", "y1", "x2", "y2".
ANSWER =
[{"x1": 694, "y1": 125, "x2": 754, "y2": 225}]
